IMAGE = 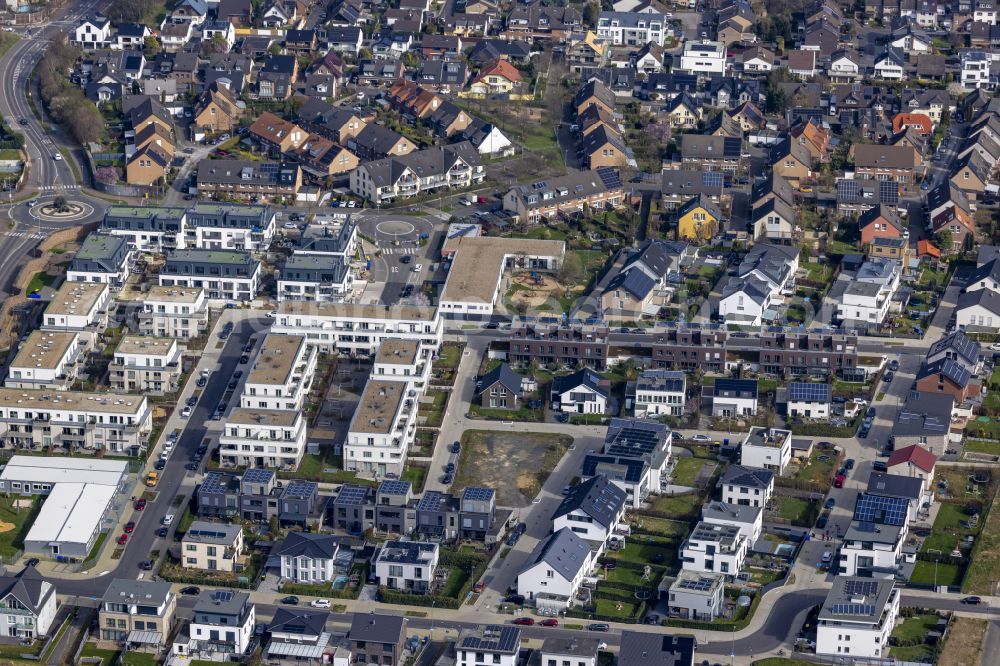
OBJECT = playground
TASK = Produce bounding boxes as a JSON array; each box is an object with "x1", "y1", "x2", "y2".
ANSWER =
[{"x1": 505, "y1": 271, "x2": 580, "y2": 313}]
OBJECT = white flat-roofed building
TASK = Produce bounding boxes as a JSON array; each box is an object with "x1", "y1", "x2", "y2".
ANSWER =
[
  {"x1": 373, "y1": 540, "x2": 439, "y2": 593},
  {"x1": 183, "y1": 203, "x2": 276, "y2": 252},
  {"x1": 667, "y1": 570, "x2": 725, "y2": 620},
  {"x1": 372, "y1": 339, "x2": 432, "y2": 391},
  {"x1": 110, "y1": 336, "x2": 182, "y2": 395},
  {"x1": 22, "y1": 482, "x2": 118, "y2": 558},
  {"x1": 740, "y1": 426, "x2": 793, "y2": 474},
  {"x1": 273, "y1": 302, "x2": 443, "y2": 356},
  {"x1": 277, "y1": 254, "x2": 353, "y2": 304},
  {"x1": 159, "y1": 249, "x2": 262, "y2": 303},
  {"x1": 5, "y1": 331, "x2": 84, "y2": 390},
  {"x1": 538, "y1": 636, "x2": 600, "y2": 666},
  {"x1": 219, "y1": 408, "x2": 308, "y2": 469},
  {"x1": 678, "y1": 40, "x2": 726, "y2": 76},
  {"x1": 632, "y1": 369, "x2": 686, "y2": 417},
  {"x1": 838, "y1": 521, "x2": 905, "y2": 577},
  {"x1": 345, "y1": 379, "x2": 416, "y2": 478},
  {"x1": 817, "y1": 577, "x2": 900, "y2": 659},
  {"x1": 139, "y1": 286, "x2": 209, "y2": 339},
  {"x1": 181, "y1": 521, "x2": 245, "y2": 572},
  {"x1": 41, "y1": 282, "x2": 112, "y2": 348},
  {"x1": 0, "y1": 455, "x2": 129, "y2": 494},
  {"x1": 66, "y1": 233, "x2": 135, "y2": 288},
  {"x1": 597, "y1": 11, "x2": 668, "y2": 46},
  {"x1": 240, "y1": 334, "x2": 317, "y2": 412},
  {"x1": 680, "y1": 521, "x2": 748, "y2": 577},
  {"x1": 0, "y1": 389, "x2": 152, "y2": 455},
  {"x1": 702, "y1": 501, "x2": 762, "y2": 545}
]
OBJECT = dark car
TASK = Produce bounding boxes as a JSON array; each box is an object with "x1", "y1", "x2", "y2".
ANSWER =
[
  {"x1": 506, "y1": 531, "x2": 521, "y2": 547},
  {"x1": 240, "y1": 355, "x2": 249, "y2": 364},
  {"x1": 824, "y1": 497, "x2": 836, "y2": 510},
  {"x1": 197, "y1": 445, "x2": 208, "y2": 455},
  {"x1": 587, "y1": 623, "x2": 610, "y2": 632},
  {"x1": 512, "y1": 618, "x2": 535, "y2": 626},
  {"x1": 873, "y1": 461, "x2": 888, "y2": 472},
  {"x1": 858, "y1": 428, "x2": 869, "y2": 440},
  {"x1": 124, "y1": 521, "x2": 135, "y2": 534},
  {"x1": 556, "y1": 413, "x2": 569, "y2": 423},
  {"x1": 962, "y1": 596, "x2": 983, "y2": 605},
  {"x1": 816, "y1": 514, "x2": 829, "y2": 529},
  {"x1": 866, "y1": 407, "x2": 875, "y2": 419},
  {"x1": 185, "y1": 463, "x2": 198, "y2": 471},
  {"x1": 883, "y1": 372, "x2": 894, "y2": 383},
  {"x1": 281, "y1": 596, "x2": 299, "y2": 605},
  {"x1": 540, "y1": 618, "x2": 559, "y2": 627},
  {"x1": 25, "y1": 558, "x2": 39, "y2": 567},
  {"x1": 504, "y1": 595, "x2": 525, "y2": 606},
  {"x1": 441, "y1": 473, "x2": 453, "y2": 484},
  {"x1": 445, "y1": 462, "x2": 455, "y2": 474},
  {"x1": 186, "y1": 396, "x2": 198, "y2": 407},
  {"x1": 400, "y1": 255, "x2": 412, "y2": 264},
  {"x1": 197, "y1": 376, "x2": 207, "y2": 388},
  {"x1": 837, "y1": 466, "x2": 847, "y2": 477},
  {"x1": 180, "y1": 586, "x2": 201, "y2": 595},
  {"x1": 401, "y1": 285, "x2": 413, "y2": 298},
  {"x1": 889, "y1": 359, "x2": 899, "y2": 372},
  {"x1": 450, "y1": 441, "x2": 461, "y2": 454},
  {"x1": 228, "y1": 379, "x2": 239, "y2": 390},
  {"x1": 234, "y1": 370, "x2": 242, "y2": 379},
  {"x1": 243, "y1": 342, "x2": 255, "y2": 353},
  {"x1": 154, "y1": 459, "x2": 166, "y2": 471},
  {"x1": 139, "y1": 560, "x2": 153, "y2": 570},
  {"x1": 156, "y1": 527, "x2": 169, "y2": 538},
  {"x1": 845, "y1": 459, "x2": 855, "y2": 470}
]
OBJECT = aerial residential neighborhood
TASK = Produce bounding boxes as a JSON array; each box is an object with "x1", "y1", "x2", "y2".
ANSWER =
[{"x1": 1, "y1": 0, "x2": 1000, "y2": 664}]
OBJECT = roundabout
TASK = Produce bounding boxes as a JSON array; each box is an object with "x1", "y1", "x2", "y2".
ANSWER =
[
  {"x1": 357, "y1": 212, "x2": 435, "y2": 249},
  {"x1": 26, "y1": 197, "x2": 96, "y2": 224}
]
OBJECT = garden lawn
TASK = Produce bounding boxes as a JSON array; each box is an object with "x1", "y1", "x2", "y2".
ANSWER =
[
  {"x1": 121, "y1": 653, "x2": 159, "y2": 666},
  {"x1": 671, "y1": 455, "x2": 715, "y2": 487},
  {"x1": 889, "y1": 613, "x2": 940, "y2": 662},
  {"x1": 25, "y1": 270, "x2": 57, "y2": 294},
  {"x1": 776, "y1": 497, "x2": 819, "y2": 526},
  {"x1": 80, "y1": 645, "x2": 120, "y2": 665},
  {"x1": 418, "y1": 389, "x2": 449, "y2": 427},
  {"x1": 910, "y1": 560, "x2": 964, "y2": 587},
  {"x1": 649, "y1": 492, "x2": 704, "y2": 518},
  {"x1": 963, "y1": 479, "x2": 1000, "y2": 594},
  {"x1": 964, "y1": 438, "x2": 1000, "y2": 455},
  {"x1": 920, "y1": 502, "x2": 979, "y2": 554},
  {"x1": 402, "y1": 465, "x2": 426, "y2": 492},
  {"x1": 0, "y1": 494, "x2": 40, "y2": 559}
]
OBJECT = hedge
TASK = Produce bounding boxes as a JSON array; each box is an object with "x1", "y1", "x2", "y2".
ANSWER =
[
  {"x1": 566, "y1": 600, "x2": 648, "y2": 624},
  {"x1": 377, "y1": 551, "x2": 489, "y2": 610}
]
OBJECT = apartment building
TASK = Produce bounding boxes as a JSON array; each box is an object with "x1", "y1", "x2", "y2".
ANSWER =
[
  {"x1": 101, "y1": 205, "x2": 187, "y2": 251},
  {"x1": 678, "y1": 40, "x2": 726, "y2": 76},
  {"x1": 502, "y1": 168, "x2": 624, "y2": 225},
  {"x1": 272, "y1": 302, "x2": 443, "y2": 356},
  {"x1": 219, "y1": 409, "x2": 308, "y2": 469},
  {"x1": 5, "y1": 331, "x2": 84, "y2": 390},
  {"x1": 67, "y1": 233, "x2": 135, "y2": 288},
  {"x1": 632, "y1": 369, "x2": 686, "y2": 417},
  {"x1": 277, "y1": 254, "x2": 353, "y2": 303},
  {"x1": 139, "y1": 286, "x2": 209, "y2": 339},
  {"x1": 240, "y1": 334, "x2": 317, "y2": 412},
  {"x1": 508, "y1": 324, "x2": 610, "y2": 371},
  {"x1": 181, "y1": 522, "x2": 245, "y2": 572},
  {"x1": 159, "y1": 249, "x2": 261, "y2": 303},
  {"x1": 372, "y1": 338, "x2": 432, "y2": 391},
  {"x1": 345, "y1": 379, "x2": 417, "y2": 478},
  {"x1": 100, "y1": 579, "x2": 177, "y2": 643},
  {"x1": 373, "y1": 541, "x2": 439, "y2": 593},
  {"x1": 109, "y1": 336, "x2": 181, "y2": 395},
  {"x1": 183, "y1": 203, "x2": 276, "y2": 251},
  {"x1": 816, "y1": 578, "x2": 899, "y2": 658},
  {"x1": 174, "y1": 590, "x2": 255, "y2": 661},
  {"x1": 349, "y1": 142, "x2": 484, "y2": 204},
  {"x1": 41, "y1": 281, "x2": 112, "y2": 349},
  {"x1": 680, "y1": 521, "x2": 749, "y2": 577},
  {"x1": 0, "y1": 388, "x2": 152, "y2": 455},
  {"x1": 740, "y1": 427, "x2": 793, "y2": 474},
  {"x1": 597, "y1": 11, "x2": 668, "y2": 46},
  {"x1": 196, "y1": 160, "x2": 302, "y2": 201}
]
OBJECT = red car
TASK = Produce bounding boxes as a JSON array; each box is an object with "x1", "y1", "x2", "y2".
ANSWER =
[
  {"x1": 116, "y1": 534, "x2": 128, "y2": 545},
  {"x1": 512, "y1": 618, "x2": 535, "y2": 626},
  {"x1": 134, "y1": 498, "x2": 146, "y2": 510},
  {"x1": 124, "y1": 521, "x2": 135, "y2": 534},
  {"x1": 540, "y1": 619, "x2": 559, "y2": 627}
]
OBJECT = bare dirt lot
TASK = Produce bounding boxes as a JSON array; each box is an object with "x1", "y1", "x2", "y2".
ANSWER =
[
  {"x1": 506, "y1": 272, "x2": 582, "y2": 312},
  {"x1": 937, "y1": 617, "x2": 986, "y2": 666},
  {"x1": 454, "y1": 430, "x2": 573, "y2": 507}
]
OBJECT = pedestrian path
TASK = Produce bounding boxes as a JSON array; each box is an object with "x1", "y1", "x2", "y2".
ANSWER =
[
  {"x1": 381, "y1": 246, "x2": 418, "y2": 255},
  {"x1": 2, "y1": 230, "x2": 47, "y2": 240},
  {"x1": 36, "y1": 184, "x2": 78, "y2": 191}
]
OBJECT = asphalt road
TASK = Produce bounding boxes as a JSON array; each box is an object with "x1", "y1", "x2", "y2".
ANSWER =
[{"x1": 55, "y1": 315, "x2": 262, "y2": 598}]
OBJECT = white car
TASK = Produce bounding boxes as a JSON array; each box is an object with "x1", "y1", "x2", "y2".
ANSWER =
[
  {"x1": 267, "y1": 310, "x2": 277, "y2": 318},
  {"x1": 990, "y1": 342, "x2": 1000, "y2": 352},
  {"x1": 181, "y1": 407, "x2": 192, "y2": 418},
  {"x1": 53, "y1": 153, "x2": 62, "y2": 161},
  {"x1": 413, "y1": 263, "x2": 423, "y2": 272},
  {"x1": 162, "y1": 514, "x2": 174, "y2": 526},
  {"x1": 283, "y1": 222, "x2": 298, "y2": 229},
  {"x1": 356, "y1": 92, "x2": 365, "y2": 100},
  {"x1": 310, "y1": 598, "x2": 331, "y2": 608},
  {"x1": 690, "y1": 434, "x2": 711, "y2": 442}
]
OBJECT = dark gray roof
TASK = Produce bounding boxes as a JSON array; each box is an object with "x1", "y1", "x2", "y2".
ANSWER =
[
  {"x1": 552, "y1": 475, "x2": 626, "y2": 528},
  {"x1": 603, "y1": 268, "x2": 656, "y2": 300},
  {"x1": 719, "y1": 464, "x2": 774, "y2": 490},
  {"x1": 702, "y1": 500, "x2": 761, "y2": 525},
  {"x1": 103, "y1": 578, "x2": 173, "y2": 606},
  {"x1": 551, "y1": 368, "x2": 607, "y2": 398},
  {"x1": 892, "y1": 391, "x2": 953, "y2": 437},
  {"x1": 713, "y1": 378, "x2": 758, "y2": 399},
  {"x1": 522, "y1": 527, "x2": 591, "y2": 581},
  {"x1": 916, "y1": 358, "x2": 972, "y2": 389},
  {"x1": 268, "y1": 607, "x2": 328, "y2": 637},
  {"x1": 926, "y1": 331, "x2": 980, "y2": 369},
  {"x1": 818, "y1": 577, "x2": 895, "y2": 623},
  {"x1": 477, "y1": 363, "x2": 522, "y2": 396},
  {"x1": 457, "y1": 625, "x2": 521, "y2": 654},
  {"x1": 582, "y1": 454, "x2": 646, "y2": 483},
  {"x1": 193, "y1": 589, "x2": 249, "y2": 616},
  {"x1": 0, "y1": 567, "x2": 52, "y2": 616},
  {"x1": 274, "y1": 532, "x2": 338, "y2": 560},
  {"x1": 967, "y1": 259, "x2": 1000, "y2": 288},
  {"x1": 349, "y1": 613, "x2": 405, "y2": 644},
  {"x1": 618, "y1": 632, "x2": 697, "y2": 666},
  {"x1": 866, "y1": 472, "x2": 923, "y2": 500},
  {"x1": 957, "y1": 288, "x2": 1000, "y2": 318}
]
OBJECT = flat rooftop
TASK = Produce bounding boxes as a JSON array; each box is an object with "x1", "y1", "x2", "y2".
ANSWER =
[
  {"x1": 0, "y1": 389, "x2": 146, "y2": 415},
  {"x1": 277, "y1": 301, "x2": 438, "y2": 322},
  {"x1": 146, "y1": 285, "x2": 204, "y2": 303},
  {"x1": 745, "y1": 427, "x2": 792, "y2": 448},
  {"x1": 350, "y1": 379, "x2": 408, "y2": 435},
  {"x1": 11, "y1": 331, "x2": 78, "y2": 371},
  {"x1": 45, "y1": 282, "x2": 108, "y2": 317},
  {"x1": 375, "y1": 339, "x2": 420, "y2": 366},
  {"x1": 76, "y1": 233, "x2": 126, "y2": 261},
  {"x1": 248, "y1": 334, "x2": 307, "y2": 386},
  {"x1": 227, "y1": 408, "x2": 301, "y2": 427},
  {"x1": 0, "y1": 455, "x2": 129, "y2": 486},
  {"x1": 166, "y1": 248, "x2": 254, "y2": 265},
  {"x1": 24, "y1": 482, "x2": 117, "y2": 547},
  {"x1": 440, "y1": 236, "x2": 565, "y2": 305},
  {"x1": 116, "y1": 335, "x2": 176, "y2": 357}
]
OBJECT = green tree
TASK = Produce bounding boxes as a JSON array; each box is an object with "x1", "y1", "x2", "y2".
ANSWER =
[
  {"x1": 583, "y1": 1, "x2": 600, "y2": 27},
  {"x1": 143, "y1": 36, "x2": 160, "y2": 55},
  {"x1": 934, "y1": 229, "x2": 953, "y2": 251}
]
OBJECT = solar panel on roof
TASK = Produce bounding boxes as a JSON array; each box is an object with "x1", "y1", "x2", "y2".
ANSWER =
[
  {"x1": 336, "y1": 485, "x2": 368, "y2": 505},
  {"x1": 837, "y1": 179, "x2": 859, "y2": 200},
  {"x1": 463, "y1": 486, "x2": 495, "y2": 502},
  {"x1": 789, "y1": 383, "x2": 831, "y2": 402},
  {"x1": 259, "y1": 163, "x2": 280, "y2": 173},
  {"x1": 853, "y1": 493, "x2": 908, "y2": 526},
  {"x1": 703, "y1": 171, "x2": 724, "y2": 188},
  {"x1": 879, "y1": 180, "x2": 899, "y2": 204},
  {"x1": 284, "y1": 480, "x2": 316, "y2": 497},
  {"x1": 244, "y1": 468, "x2": 274, "y2": 484},
  {"x1": 379, "y1": 480, "x2": 411, "y2": 495},
  {"x1": 596, "y1": 167, "x2": 622, "y2": 190},
  {"x1": 844, "y1": 579, "x2": 879, "y2": 597}
]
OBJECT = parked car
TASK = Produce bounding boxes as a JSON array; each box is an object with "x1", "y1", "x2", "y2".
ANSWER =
[
  {"x1": 816, "y1": 514, "x2": 828, "y2": 529},
  {"x1": 134, "y1": 498, "x2": 146, "y2": 510},
  {"x1": 961, "y1": 596, "x2": 983, "y2": 605},
  {"x1": 310, "y1": 599, "x2": 331, "y2": 608},
  {"x1": 156, "y1": 527, "x2": 169, "y2": 538},
  {"x1": 883, "y1": 372, "x2": 894, "y2": 383},
  {"x1": 139, "y1": 560, "x2": 153, "y2": 570},
  {"x1": 186, "y1": 396, "x2": 198, "y2": 407},
  {"x1": 873, "y1": 461, "x2": 888, "y2": 472},
  {"x1": 512, "y1": 618, "x2": 535, "y2": 626},
  {"x1": 154, "y1": 459, "x2": 166, "y2": 471},
  {"x1": 116, "y1": 534, "x2": 128, "y2": 545},
  {"x1": 540, "y1": 618, "x2": 558, "y2": 627},
  {"x1": 441, "y1": 473, "x2": 453, "y2": 484},
  {"x1": 162, "y1": 514, "x2": 174, "y2": 526},
  {"x1": 845, "y1": 459, "x2": 855, "y2": 470},
  {"x1": 450, "y1": 441, "x2": 460, "y2": 454},
  {"x1": 889, "y1": 359, "x2": 899, "y2": 372},
  {"x1": 690, "y1": 434, "x2": 711, "y2": 442},
  {"x1": 504, "y1": 595, "x2": 525, "y2": 606},
  {"x1": 587, "y1": 623, "x2": 610, "y2": 632},
  {"x1": 556, "y1": 413, "x2": 569, "y2": 423},
  {"x1": 124, "y1": 521, "x2": 135, "y2": 534},
  {"x1": 445, "y1": 462, "x2": 455, "y2": 474},
  {"x1": 197, "y1": 376, "x2": 207, "y2": 388},
  {"x1": 180, "y1": 586, "x2": 201, "y2": 596},
  {"x1": 824, "y1": 498, "x2": 836, "y2": 510},
  {"x1": 240, "y1": 355, "x2": 249, "y2": 364},
  {"x1": 181, "y1": 407, "x2": 192, "y2": 418},
  {"x1": 281, "y1": 596, "x2": 299, "y2": 605}
]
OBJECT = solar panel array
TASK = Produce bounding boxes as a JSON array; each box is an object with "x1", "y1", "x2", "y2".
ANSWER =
[
  {"x1": 379, "y1": 479, "x2": 412, "y2": 496},
  {"x1": 460, "y1": 626, "x2": 521, "y2": 652},
  {"x1": 844, "y1": 579, "x2": 879, "y2": 597},
  {"x1": 789, "y1": 382, "x2": 831, "y2": 402},
  {"x1": 829, "y1": 603, "x2": 875, "y2": 616},
  {"x1": 336, "y1": 484, "x2": 369, "y2": 505},
  {"x1": 200, "y1": 472, "x2": 233, "y2": 495},
  {"x1": 678, "y1": 576, "x2": 717, "y2": 592},
  {"x1": 853, "y1": 493, "x2": 908, "y2": 526},
  {"x1": 259, "y1": 163, "x2": 280, "y2": 174},
  {"x1": 607, "y1": 426, "x2": 662, "y2": 455},
  {"x1": 417, "y1": 491, "x2": 446, "y2": 511},
  {"x1": 284, "y1": 480, "x2": 317, "y2": 498},
  {"x1": 879, "y1": 180, "x2": 900, "y2": 204},
  {"x1": 596, "y1": 167, "x2": 622, "y2": 190},
  {"x1": 703, "y1": 171, "x2": 724, "y2": 188},
  {"x1": 244, "y1": 468, "x2": 274, "y2": 484},
  {"x1": 837, "y1": 178, "x2": 859, "y2": 200},
  {"x1": 213, "y1": 590, "x2": 234, "y2": 602},
  {"x1": 463, "y1": 486, "x2": 495, "y2": 502}
]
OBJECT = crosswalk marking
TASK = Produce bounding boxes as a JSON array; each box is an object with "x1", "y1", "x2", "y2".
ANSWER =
[
  {"x1": 3, "y1": 231, "x2": 47, "y2": 240},
  {"x1": 380, "y1": 247, "x2": 418, "y2": 255},
  {"x1": 37, "y1": 185, "x2": 78, "y2": 191}
]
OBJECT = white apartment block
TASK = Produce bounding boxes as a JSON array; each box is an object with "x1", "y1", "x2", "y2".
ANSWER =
[
  {"x1": 817, "y1": 578, "x2": 900, "y2": 659},
  {"x1": 183, "y1": 205, "x2": 277, "y2": 252},
  {"x1": 597, "y1": 11, "x2": 668, "y2": 46},
  {"x1": 345, "y1": 379, "x2": 417, "y2": 478},
  {"x1": 838, "y1": 522, "x2": 905, "y2": 577},
  {"x1": 6, "y1": 331, "x2": 84, "y2": 390},
  {"x1": 139, "y1": 286, "x2": 209, "y2": 339},
  {"x1": 110, "y1": 336, "x2": 182, "y2": 395},
  {"x1": 0, "y1": 388, "x2": 152, "y2": 454},
  {"x1": 740, "y1": 427, "x2": 793, "y2": 474},
  {"x1": 667, "y1": 570, "x2": 725, "y2": 621},
  {"x1": 373, "y1": 541, "x2": 439, "y2": 593},
  {"x1": 240, "y1": 334, "x2": 317, "y2": 412},
  {"x1": 632, "y1": 370, "x2": 685, "y2": 418},
  {"x1": 680, "y1": 521, "x2": 748, "y2": 577},
  {"x1": 678, "y1": 41, "x2": 726, "y2": 76},
  {"x1": 219, "y1": 408, "x2": 308, "y2": 469},
  {"x1": 372, "y1": 339, "x2": 432, "y2": 391},
  {"x1": 836, "y1": 281, "x2": 894, "y2": 326},
  {"x1": 41, "y1": 282, "x2": 112, "y2": 349},
  {"x1": 719, "y1": 465, "x2": 774, "y2": 508},
  {"x1": 181, "y1": 522, "x2": 245, "y2": 572},
  {"x1": 961, "y1": 51, "x2": 993, "y2": 89},
  {"x1": 273, "y1": 302, "x2": 443, "y2": 356}
]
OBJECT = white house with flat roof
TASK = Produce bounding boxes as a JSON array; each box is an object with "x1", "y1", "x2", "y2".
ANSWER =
[
  {"x1": 240, "y1": 334, "x2": 317, "y2": 412},
  {"x1": 678, "y1": 40, "x2": 726, "y2": 75},
  {"x1": 740, "y1": 426, "x2": 793, "y2": 474},
  {"x1": 345, "y1": 379, "x2": 417, "y2": 478},
  {"x1": 139, "y1": 286, "x2": 209, "y2": 339},
  {"x1": 41, "y1": 282, "x2": 112, "y2": 349},
  {"x1": 182, "y1": 203, "x2": 276, "y2": 251},
  {"x1": 372, "y1": 338, "x2": 432, "y2": 391},
  {"x1": 110, "y1": 336, "x2": 182, "y2": 395},
  {"x1": 702, "y1": 501, "x2": 762, "y2": 545},
  {"x1": 817, "y1": 577, "x2": 900, "y2": 658},
  {"x1": 219, "y1": 408, "x2": 308, "y2": 469},
  {"x1": 0, "y1": 389, "x2": 152, "y2": 454},
  {"x1": 838, "y1": 521, "x2": 905, "y2": 577},
  {"x1": 667, "y1": 570, "x2": 725, "y2": 620},
  {"x1": 273, "y1": 303, "x2": 443, "y2": 355},
  {"x1": 680, "y1": 521, "x2": 748, "y2": 578},
  {"x1": 5, "y1": 331, "x2": 84, "y2": 390}
]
